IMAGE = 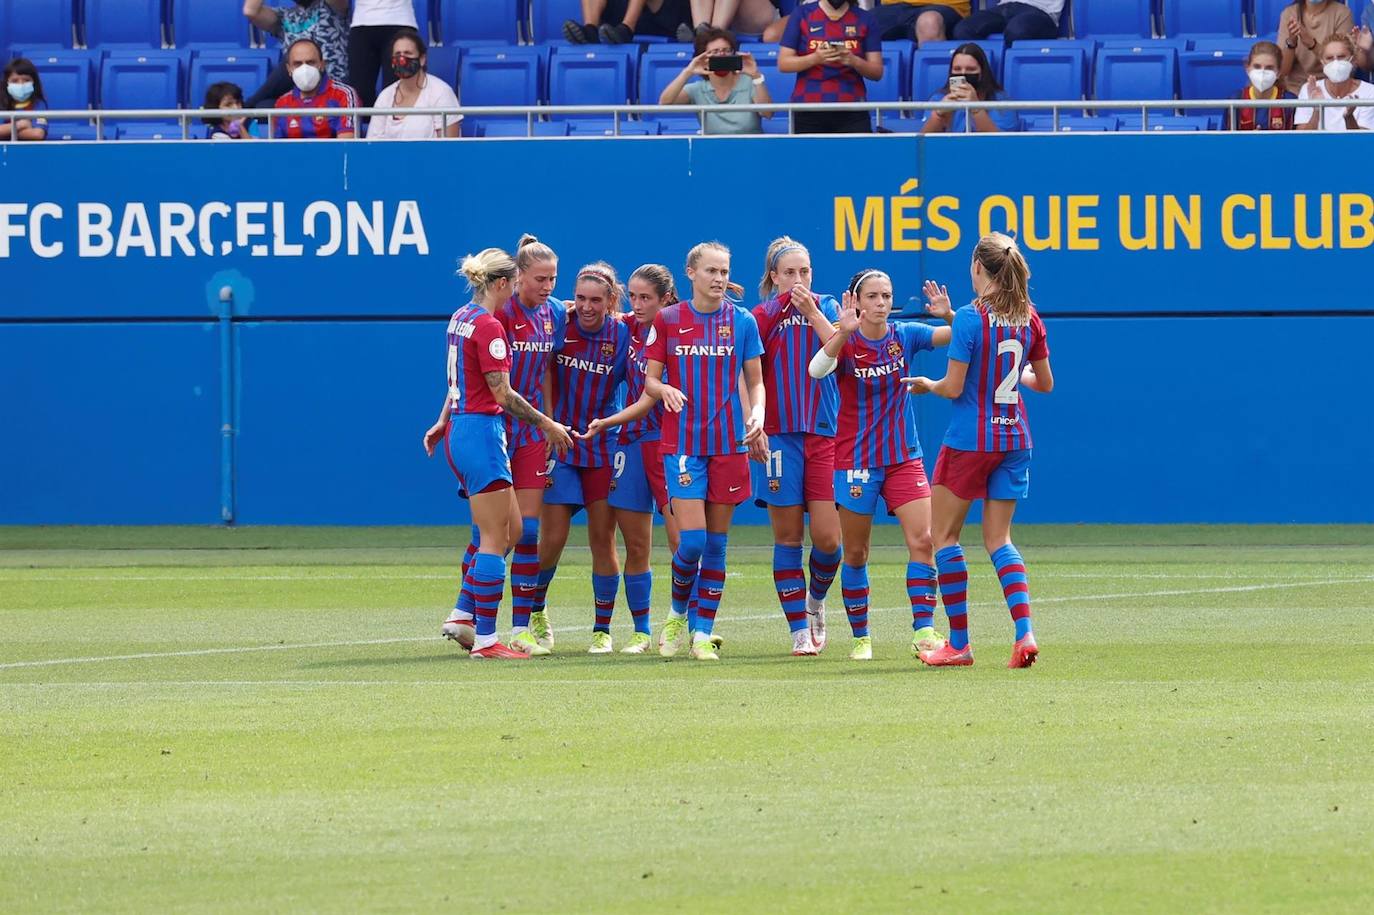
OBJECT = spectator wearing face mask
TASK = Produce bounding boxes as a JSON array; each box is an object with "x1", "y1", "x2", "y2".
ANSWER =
[
  {"x1": 273, "y1": 38, "x2": 358, "y2": 139},
  {"x1": 348, "y1": 0, "x2": 420, "y2": 110},
  {"x1": 1233, "y1": 41, "x2": 1296, "y2": 131},
  {"x1": 778, "y1": 0, "x2": 884, "y2": 135},
  {"x1": 1278, "y1": 0, "x2": 1354, "y2": 96},
  {"x1": 367, "y1": 27, "x2": 460, "y2": 139},
  {"x1": 1296, "y1": 35, "x2": 1374, "y2": 130},
  {"x1": 243, "y1": 0, "x2": 350, "y2": 109},
  {"x1": 203, "y1": 82, "x2": 257, "y2": 139},
  {"x1": 921, "y1": 43, "x2": 1014, "y2": 133},
  {"x1": 1, "y1": 58, "x2": 47, "y2": 141}
]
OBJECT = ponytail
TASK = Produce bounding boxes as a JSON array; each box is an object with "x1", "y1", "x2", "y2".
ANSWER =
[
  {"x1": 973, "y1": 232, "x2": 1031, "y2": 326},
  {"x1": 515, "y1": 233, "x2": 557, "y2": 271}
]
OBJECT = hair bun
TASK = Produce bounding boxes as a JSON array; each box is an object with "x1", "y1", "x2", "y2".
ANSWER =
[{"x1": 516, "y1": 233, "x2": 539, "y2": 249}]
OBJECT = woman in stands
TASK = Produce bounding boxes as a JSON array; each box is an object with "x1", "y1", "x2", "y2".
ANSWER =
[
  {"x1": 1233, "y1": 41, "x2": 1296, "y2": 131},
  {"x1": 536, "y1": 263, "x2": 633, "y2": 654},
  {"x1": 902, "y1": 233, "x2": 1054, "y2": 670},
  {"x1": 808, "y1": 270, "x2": 952, "y2": 661},
  {"x1": 778, "y1": 0, "x2": 884, "y2": 135},
  {"x1": 921, "y1": 43, "x2": 1015, "y2": 134},
  {"x1": 367, "y1": 27, "x2": 461, "y2": 139},
  {"x1": 347, "y1": 0, "x2": 422, "y2": 109},
  {"x1": 1, "y1": 59, "x2": 48, "y2": 142},
  {"x1": 1277, "y1": 0, "x2": 1354, "y2": 95},
  {"x1": 658, "y1": 27, "x2": 772, "y2": 135},
  {"x1": 423, "y1": 248, "x2": 573, "y2": 659},
  {"x1": 749, "y1": 238, "x2": 843, "y2": 656},
  {"x1": 1295, "y1": 35, "x2": 1374, "y2": 131}
]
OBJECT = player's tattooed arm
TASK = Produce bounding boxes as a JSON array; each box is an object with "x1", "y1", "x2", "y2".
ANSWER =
[{"x1": 485, "y1": 371, "x2": 574, "y2": 456}]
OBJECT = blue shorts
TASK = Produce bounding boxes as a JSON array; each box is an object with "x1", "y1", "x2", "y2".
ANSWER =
[
  {"x1": 752, "y1": 432, "x2": 836, "y2": 508},
  {"x1": 444, "y1": 414, "x2": 512, "y2": 496},
  {"x1": 544, "y1": 459, "x2": 613, "y2": 511},
  {"x1": 833, "y1": 459, "x2": 930, "y2": 517},
  {"x1": 609, "y1": 439, "x2": 656, "y2": 514}
]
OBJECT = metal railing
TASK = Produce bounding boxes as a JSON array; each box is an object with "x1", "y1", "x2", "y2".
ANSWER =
[{"x1": 5, "y1": 97, "x2": 1374, "y2": 140}]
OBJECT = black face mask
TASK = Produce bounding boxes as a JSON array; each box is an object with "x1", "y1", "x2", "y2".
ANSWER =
[
  {"x1": 295, "y1": 0, "x2": 313, "y2": 7},
  {"x1": 391, "y1": 55, "x2": 422, "y2": 79}
]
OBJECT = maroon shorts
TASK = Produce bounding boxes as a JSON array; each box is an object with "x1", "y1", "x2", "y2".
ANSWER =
[
  {"x1": 663, "y1": 449, "x2": 753, "y2": 506},
  {"x1": 641, "y1": 440, "x2": 670, "y2": 512},
  {"x1": 803, "y1": 434, "x2": 836, "y2": 502},
  {"x1": 510, "y1": 440, "x2": 552, "y2": 491},
  {"x1": 933, "y1": 446, "x2": 1033, "y2": 501}
]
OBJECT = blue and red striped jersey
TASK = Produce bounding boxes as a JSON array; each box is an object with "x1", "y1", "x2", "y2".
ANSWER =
[
  {"x1": 834, "y1": 321, "x2": 935, "y2": 469},
  {"x1": 618, "y1": 317, "x2": 663, "y2": 445},
  {"x1": 780, "y1": 1, "x2": 881, "y2": 104},
  {"x1": 944, "y1": 303, "x2": 1049, "y2": 452},
  {"x1": 753, "y1": 290, "x2": 840, "y2": 437},
  {"x1": 272, "y1": 78, "x2": 358, "y2": 138},
  {"x1": 645, "y1": 302, "x2": 764, "y2": 456},
  {"x1": 496, "y1": 295, "x2": 566, "y2": 450},
  {"x1": 446, "y1": 304, "x2": 511, "y2": 416},
  {"x1": 551, "y1": 312, "x2": 630, "y2": 467}
]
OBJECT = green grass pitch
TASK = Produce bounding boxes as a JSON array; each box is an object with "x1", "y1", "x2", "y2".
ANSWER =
[{"x1": 2, "y1": 524, "x2": 1372, "y2": 913}]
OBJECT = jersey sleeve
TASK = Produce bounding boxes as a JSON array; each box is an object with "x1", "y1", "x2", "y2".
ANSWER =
[
  {"x1": 835, "y1": 337, "x2": 856, "y2": 376},
  {"x1": 1028, "y1": 313, "x2": 1050, "y2": 362},
  {"x1": 549, "y1": 300, "x2": 568, "y2": 353},
  {"x1": 781, "y1": 10, "x2": 803, "y2": 53},
  {"x1": 860, "y1": 9, "x2": 882, "y2": 54},
  {"x1": 947, "y1": 307, "x2": 979, "y2": 364},
  {"x1": 644, "y1": 312, "x2": 669, "y2": 364},
  {"x1": 472, "y1": 315, "x2": 512, "y2": 374},
  {"x1": 899, "y1": 320, "x2": 936, "y2": 356},
  {"x1": 818, "y1": 294, "x2": 840, "y2": 322},
  {"x1": 752, "y1": 298, "x2": 779, "y2": 342},
  {"x1": 736, "y1": 307, "x2": 764, "y2": 361}
]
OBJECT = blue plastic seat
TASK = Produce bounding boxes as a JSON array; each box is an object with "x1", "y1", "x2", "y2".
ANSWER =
[
  {"x1": 1012, "y1": 40, "x2": 1096, "y2": 88},
  {"x1": 1115, "y1": 113, "x2": 1210, "y2": 131},
  {"x1": 1097, "y1": 37, "x2": 1185, "y2": 55},
  {"x1": 1073, "y1": 0, "x2": 1153, "y2": 39},
  {"x1": 115, "y1": 123, "x2": 183, "y2": 140},
  {"x1": 1187, "y1": 38, "x2": 1256, "y2": 54},
  {"x1": 458, "y1": 46, "x2": 542, "y2": 135},
  {"x1": 437, "y1": 0, "x2": 519, "y2": 44},
  {"x1": 1021, "y1": 114, "x2": 1117, "y2": 132},
  {"x1": 1251, "y1": 0, "x2": 1290, "y2": 39},
  {"x1": 870, "y1": 44, "x2": 908, "y2": 103},
  {"x1": 548, "y1": 47, "x2": 633, "y2": 117},
  {"x1": 85, "y1": 0, "x2": 164, "y2": 48},
  {"x1": 879, "y1": 41, "x2": 912, "y2": 100},
  {"x1": 47, "y1": 121, "x2": 98, "y2": 140},
  {"x1": 919, "y1": 40, "x2": 1003, "y2": 80},
  {"x1": 568, "y1": 119, "x2": 658, "y2": 136},
  {"x1": 640, "y1": 47, "x2": 700, "y2": 127},
  {"x1": 1094, "y1": 47, "x2": 1178, "y2": 101},
  {"x1": 189, "y1": 54, "x2": 272, "y2": 110},
  {"x1": 1, "y1": 0, "x2": 77, "y2": 48},
  {"x1": 171, "y1": 0, "x2": 251, "y2": 48},
  {"x1": 425, "y1": 44, "x2": 461, "y2": 86},
  {"x1": 531, "y1": 0, "x2": 582, "y2": 44},
  {"x1": 1178, "y1": 48, "x2": 1248, "y2": 121},
  {"x1": 1002, "y1": 45, "x2": 1088, "y2": 103},
  {"x1": 16, "y1": 50, "x2": 94, "y2": 110},
  {"x1": 100, "y1": 53, "x2": 184, "y2": 111},
  {"x1": 1159, "y1": 0, "x2": 1245, "y2": 39},
  {"x1": 413, "y1": 0, "x2": 432, "y2": 42}
]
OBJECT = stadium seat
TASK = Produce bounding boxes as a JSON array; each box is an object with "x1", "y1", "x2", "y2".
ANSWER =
[
  {"x1": 920, "y1": 40, "x2": 1003, "y2": 81},
  {"x1": 880, "y1": 41, "x2": 912, "y2": 100},
  {"x1": 531, "y1": 0, "x2": 582, "y2": 44},
  {"x1": 425, "y1": 44, "x2": 461, "y2": 86},
  {"x1": 1072, "y1": 0, "x2": 1153, "y2": 39},
  {"x1": 548, "y1": 47, "x2": 633, "y2": 117},
  {"x1": 1159, "y1": 0, "x2": 1245, "y2": 39},
  {"x1": 568, "y1": 119, "x2": 658, "y2": 136},
  {"x1": 1179, "y1": 48, "x2": 1249, "y2": 121},
  {"x1": 16, "y1": 50, "x2": 95, "y2": 110},
  {"x1": 738, "y1": 43, "x2": 791, "y2": 102},
  {"x1": 657, "y1": 120, "x2": 703, "y2": 135},
  {"x1": 870, "y1": 44, "x2": 909, "y2": 104},
  {"x1": 100, "y1": 52, "x2": 184, "y2": 113},
  {"x1": 1013, "y1": 39, "x2": 1095, "y2": 89},
  {"x1": 0, "y1": 0, "x2": 77, "y2": 48},
  {"x1": 1097, "y1": 37, "x2": 1185, "y2": 55},
  {"x1": 170, "y1": 0, "x2": 253, "y2": 49},
  {"x1": 437, "y1": 0, "x2": 520, "y2": 44},
  {"x1": 458, "y1": 46, "x2": 542, "y2": 136},
  {"x1": 189, "y1": 54, "x2": 272, "y2": 110},
  {"x1": 1021, "y1": 114, "x2": 1117, "y2": 131},
  {"x1": 1114, "y1": 113, "x2": 1210, "y2": 131},
  {"x1": 1002, "y1": 45, "x2": 1088, "y2": 106},
  {"x1": 1186, "y1": 38, "x2": 1256, "y2": 55},
  {"x1": 413, "y1": 0, "x2": 433, "y2": 43},
  {"x1": 639, "y1": 48, "x2": 705, "y2": 130},
  {"x1": 1251, "y1": 0, "x2": 1290, "y2": 39},
  {"x1": 1093, "y1": 47, "x2": 1177, "y2": 101},
  {"x1": 46, "y1": 121, "x2": 98, "y2": 140},
  {"x1": 84, "y1": 0, "x2": 164, "y2": 48},
  {"x1": 114, "y1": 123, "x2": 183, "y2": 140}
]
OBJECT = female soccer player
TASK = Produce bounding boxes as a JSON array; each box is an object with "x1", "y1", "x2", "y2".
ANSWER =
[
  {"x1": 808, "y1": 269, "x2": 952, "y2": 661},
  {"x1": 535, "y1": 262, "x2": 632, "y2": 654},
  {"x1": 903, "y1": 233, "x2": 1054, "y2": 669},
  {"x1": 751, "y1": 237, "x2": 844, "y2": 656},
  {"x1": 452, "y1": 235, "x2": 566, "y2": 657},
  {"x1": 582, "y1": 264, "x2": 684, "y2": 655},
  {"x1": 643, "y1": 241, "x2": 766, "y2": 660},
  {"x1": 422, "y1": 248, "x2": 573, "y2": 659}
]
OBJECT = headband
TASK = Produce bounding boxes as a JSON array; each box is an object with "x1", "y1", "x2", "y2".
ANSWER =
[
  {"x1": 849, "y1": 269, "x2": 887, "y2": 296},
  {"x1": 578, "y1": 267, "x2": 616, "y2": 286},
  {"x1": 768, "y1": 243, "x2": 805, "y2": 272}
]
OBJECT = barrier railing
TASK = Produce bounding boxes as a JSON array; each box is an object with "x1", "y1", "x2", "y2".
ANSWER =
[{"x1": 5, "y1": 97, "x2": 1374, "y2": 140}]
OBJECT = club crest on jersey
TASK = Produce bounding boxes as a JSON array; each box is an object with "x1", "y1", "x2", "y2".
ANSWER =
[
  {"x1": 845, "y1": 25, "x2": 857, "y2": 36},
  {"x1": 679, "y1": 473, "x2": 693, "y2": 487},
  {"x1": 544, "y1": 475, "x2": 554, "y2": 489},
  {"x1": 849, "y1": 484, "x2": 863, "y2": 499},
  {"x1": 608, "y1": 479, "x2": 617, "y2": 492},
  {"x1": 768, "y1": 479, "x2": 781, "y2": 493},
  {"x1": 600, "y1": 341, "x2": 616, "y2": 357},
  {"x1": 887, "y1": 340, "x2": 902, "y2": 358},
  {"x1": 544, "y1": 320, "x2": 553, "y2": 333},
  {"x1": 717, "y1": 325, "x2": 732, "y2": 339}
]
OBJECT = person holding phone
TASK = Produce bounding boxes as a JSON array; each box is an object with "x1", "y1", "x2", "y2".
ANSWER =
[
  {"x1": 922, "y1": 43, "x2": 1015, "y2": 133},
  {"x1": 659, "y1": 27, "x2": 772, "y2": 134},
  {"x1": 778, "y1": 0, "x2": 884, "y2": 135}
]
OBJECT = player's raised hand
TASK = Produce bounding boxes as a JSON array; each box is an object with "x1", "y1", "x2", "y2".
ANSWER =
[
  {"x1": 544, "y1": 420, "x2": 574, "y2": 457},
  {"x1": 923, "y1": 280, "x2": 953, "y2": 322},
  {"x1": 423, "y1": 419, "x2": 448, "y2": 457},
  {"x1": 659, "y1": 384, "x2": 688, "y2": 413},
  {"x1": 900, "y1": 376, "x2": 935, "y2": 395},
  {"x1": 837, "y1": 293, "x2": 861, "y2": 334}
]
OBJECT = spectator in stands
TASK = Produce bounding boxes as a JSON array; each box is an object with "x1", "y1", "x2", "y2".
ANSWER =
[
  {"x1": 203, "y1": 82, "x2": 257, "y2": 139},
  {"x1": 921, "y1": 43, "x2": 1014, "y2": 133},
  {"x1": 952, "y1": 0, "x2": 1061, "y2": 45},
  {"x1": 674, "y1": 1, "x2": 788, "y2": 42},
  {"x1": 1, "y1": 58, "x2": 47, "y2": 142},
  {"x1": 367, "y1": 27, "x2": 461, "y2": 139},
  {"x1": 874, "y1": 1, "x2": 967, "y2": 46},
  {"x1": 778, "y1": 0, "x2": 883, "y2": 134},
  {"x1": 272, "y1": 38, "x2": 358, "y2": 139},
  {"x1": 1233, "y1": 41, "x2": 1296, "y2": 131},
  {"x1": 1296, "y1": 35, "x2": 1374, "y2": 130},
  {"x1": 564, "y1": 0, "x2": 693, "y2": 44},
  {"x1": 244, "y1": 0, "x2": 350, "y2": 109},
  {"x1": 659, "y1": 27, "x2": 772, "y2": 134},
  {"x1": 348, "y1": 0, "x2": 421, "y2": 109},
  {"x1": 1277, "y1": 0, "x2": 1354, "y2": 96}
]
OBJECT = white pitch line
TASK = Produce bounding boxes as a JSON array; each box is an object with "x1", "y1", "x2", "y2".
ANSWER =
[{"x1": 2, "y1": 577, "x2": 1371, "y2": 672}]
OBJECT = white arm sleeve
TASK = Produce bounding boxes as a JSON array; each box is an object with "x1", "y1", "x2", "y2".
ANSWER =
[{"x1": 808, "y1": 349, "x2": 838, "y2": 379}]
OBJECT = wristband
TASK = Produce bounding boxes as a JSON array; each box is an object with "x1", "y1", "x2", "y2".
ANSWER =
[{"x1": 752, "y1": 75, "x2": 766, "y2": 86}]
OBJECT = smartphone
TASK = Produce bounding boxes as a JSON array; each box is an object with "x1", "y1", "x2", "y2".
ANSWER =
[
  {"x1": 827, "y1": 40, "x2": 850, "y2": 51},
  {"x1": 710, "y1": 54, "x2": 743, "y2": 72},
  {"x1": 949, "y1": 75, "x2": 968, "y2": 88}
]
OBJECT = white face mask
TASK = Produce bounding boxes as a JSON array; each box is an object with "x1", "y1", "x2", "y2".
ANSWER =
[
  {"x1": 1324, "y1": 59, "x2": 1354, "y2": 83},
  {"x1": 292, "y1": 64, "x2": 322, "y2": 93},
  {"x1": 1248, "y1": 68, "x2": 1277, "y2": 92}
]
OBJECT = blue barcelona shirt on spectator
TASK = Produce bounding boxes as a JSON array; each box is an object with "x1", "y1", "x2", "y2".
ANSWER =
[
  {"x1": 928, "y1": 89, "x2": 1017, "y2": 132},
  {"x1": 781, "y1": 1, "x2": 882, "y2": 104}
]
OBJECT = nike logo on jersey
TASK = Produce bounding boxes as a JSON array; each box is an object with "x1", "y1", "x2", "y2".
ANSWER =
[
  {"x1": 515, "y1": 323, "x2": 528, "y2": 330},
  {"x1": 677, "y1": 327, "x2": 693, "y2": 334},
  {"x1": 728, "y1": 485, "x2": 742, "y2": 492}
]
